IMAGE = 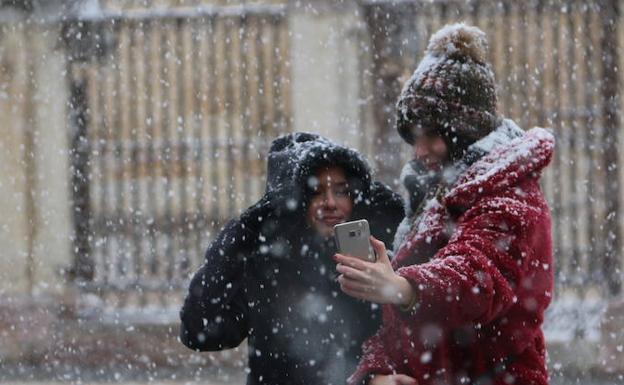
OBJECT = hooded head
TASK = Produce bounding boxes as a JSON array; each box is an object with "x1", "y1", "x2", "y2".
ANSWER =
[
  {"x1": 264, "y1": 132, "x2": 371, "y2": 218},
  {"x1": 396, "y1": 23, "x2": 500, "y2": 158},
  {"x1": 231, "y1": 132, "x2": 402, "y2": 260}
]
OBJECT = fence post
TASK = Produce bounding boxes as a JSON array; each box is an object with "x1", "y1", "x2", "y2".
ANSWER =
[
  {"x1": 600, "y1": 0, "x2": 622, "y2": 296},
  {"x1": 64, "y1": 21, "x2": 94, "y2": 282},
  {"x1": 361, "y1": 3, "x2": 406, "y2": 185},
  {"x1": 21, "y1": 24, "x2": 37, "y2": 295}
]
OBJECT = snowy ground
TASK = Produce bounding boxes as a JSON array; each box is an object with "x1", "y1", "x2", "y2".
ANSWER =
[
  {"x1": 2, "y1": 376, "x2": 622, "y2": 385},
  {"x1": 0, "y1": 365, "x2": 247, "y2": 384},
  {"x1": 3, "y1": 382, "x2": 243, "y2": 385},
  {"x1": 3, "y1": 378, "x2": 622, "y2": 385},
  {"x1": 2, "y1": 367, "x2": 623, "y2": 385},
  {"x1": 2, "y1": 295, "x2": 622, "y2": 385}
]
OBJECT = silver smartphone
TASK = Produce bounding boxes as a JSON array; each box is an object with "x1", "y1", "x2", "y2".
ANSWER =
[{"x1": 333, "y1": 219, "x2": 375, "y2": 262}]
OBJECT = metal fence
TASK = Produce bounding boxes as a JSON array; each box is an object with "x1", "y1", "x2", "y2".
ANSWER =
[
  {"x1": 359, "y1": 0, "x2": 622, "y2": 298},
  {"x1": 64, "y1": 4, "x2": 291, "y2": 305}
]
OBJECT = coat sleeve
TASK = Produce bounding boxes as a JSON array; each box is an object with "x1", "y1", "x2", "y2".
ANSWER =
[
  {"x1": 347, "y1": 326, "x2": 399, "y2": 385},
  {"x1": 179, "y1": 216, "x2": 254, "y2": 351},
  {"x1": 393, "y1": 192, "x2": 549, "y2": 328},
  {"x1": 180, "y1": 195, "x2": 271, "y2": 351}
]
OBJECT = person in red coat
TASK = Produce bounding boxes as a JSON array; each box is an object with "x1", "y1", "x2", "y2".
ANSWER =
[{"x1": 334, "y1": 23, "x2": 555, "y2": 385}]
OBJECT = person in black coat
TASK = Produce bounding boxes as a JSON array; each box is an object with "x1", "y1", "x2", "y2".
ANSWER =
[{"x1": 179, "y1": 132, "x2": 404, "y2": 385}]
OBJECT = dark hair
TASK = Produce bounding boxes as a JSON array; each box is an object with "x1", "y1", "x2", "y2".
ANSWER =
[{"x1": 301, "y1": 162, "x2": 366, "y2": 210}]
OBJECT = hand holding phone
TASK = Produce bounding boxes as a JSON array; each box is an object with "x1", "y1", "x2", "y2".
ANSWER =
[
  {"x1": 334, "y1": 235, "x2": 416, "y2": 306},
  {"x1": 333, "y1": 219, "x2": 375, "y2": 262}
]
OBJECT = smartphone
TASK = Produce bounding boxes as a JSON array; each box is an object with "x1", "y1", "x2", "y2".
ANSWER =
[{"x1": 333, "y1": 219, "x2": 375, "y2": 262}]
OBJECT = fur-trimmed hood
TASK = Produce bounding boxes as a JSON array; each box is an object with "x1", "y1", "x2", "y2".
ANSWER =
[{"x1": 264, "y1": 132, "x2": 372, "y2": 215}]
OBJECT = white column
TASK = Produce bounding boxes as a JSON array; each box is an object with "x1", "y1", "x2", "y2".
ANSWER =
[
  {"x1": 30, "y1": 24, "x2": 73, "y2": 295},
  {"x1": 289, "y1": 2, "x2": 367, "y2": 152},
  {"x1": 0, "y1": 24, "x2": 72, "y2": 296},
  {"x1": 0, "y1": 25, "x2": 30, "y2": 295}
]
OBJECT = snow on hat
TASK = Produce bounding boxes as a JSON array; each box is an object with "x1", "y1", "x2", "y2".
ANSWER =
[{"x1": 396, "y1": 23, "x2": 499, "y2": 151}]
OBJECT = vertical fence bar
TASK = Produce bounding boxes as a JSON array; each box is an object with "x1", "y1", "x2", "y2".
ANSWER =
[
  {"x1": 485, "y1": 2, "x2": 498, "y2": 110},
  {"x1": 565, "y1": 4, "x2": 581, "y2": 290},
  {"x1": 216, "y1": 15, "x2": 227, "y2": 220},
  {"x1": 229, "y1": 15, "x2": 243, "y2": 215},
  {"x1": 197, "y1": 16, "x2": 214, "y2": 240},
  {"x1": 248, "y1": 15, "x2": 262, "y2": 202},
  {"x1": 101, "y1": 21, "x2": 117, "y2": 290},
  {"x1": 176, "y1": 17, "x2": 190, "y2": 280},
  {"x1": 86, "y1": 24, "x2": 104, "y2": 287},
  {"x1": 191, "y1": 17, "x2": 205, "y2": 268},
  {"x1": 140, "y1": 19, "x2": 156, "y2": 288},
  {"x1": 68, "y1": 42, "x2": 94, "y2": 282},
  {"x1": 210, "y1": 16, "x2": 221, "y2": 228},
  {"x1": 582, "y1": 5, "x2": 599, "y2": 282},
  {"x1": 535, "y1": 2, "x2": 556, "y2": 255},
  {"x1": 163, "y1": 19, "x2": 176, "y2": 284},
  {"x1": 556, "y1": 5, "x2": 571, "y2": 288},
  {"x1": 255, "y1": 17, "x2": 268, "y2": 143},
  {"x1": 117, "y1": 19, "x2": 132, "y2": 304},
  {"x1": 550, "y1": 4, "x2": 564, "y2": 287},
  {"x1": 361, "y1": 4, "x2": 404, "y2": 185},
  {"x1": 240, "y1": 14, "x2": 252, "y2": 207},
  {"x1": 571, "y1": 3, "x2": 586, "y2": 288},
  {"x1": 129, "y1": 20, "x2": 143, "y2": 292},
  {"x1": 593, "y1": 4, "x2": 607, "y2": 294},
  {"x1": 22, "y1": 24, "x2": 37, "y2": 294},
  {"x1": 272, "y1": 14, "x2": 286, "y2": 135},
  {"x1": 111, "y1": 19, "x2": 122, "y2": 289},
  {"x1": 599, "y1": 0, "x2": 622, "y2": 296},
  {"x1": 524, "y1": 0, "x2": 537, "y2": 128},
  {"x1": 278, "y1": 14, "x2": 292, "y2": 134},
  {"x1": 224, "y1": 17, "x2": 236, "y2": 218},
  {"x1": 468, "y1": 0, "x2": 481, "y2": 28},
  {"x1": 356, "y1": 15, "x2": 373, "y2": 161},
  {"x1": 148, "y1": 18, "x2": 163, "y2": 281},
  {"x1": 518, "y1": 1, "x2": 530, "y2": 128}
]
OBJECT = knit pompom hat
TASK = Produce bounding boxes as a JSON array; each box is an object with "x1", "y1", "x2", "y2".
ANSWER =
[{"x1": 396, "y1": 23, "x2": 499, "y2": 153}]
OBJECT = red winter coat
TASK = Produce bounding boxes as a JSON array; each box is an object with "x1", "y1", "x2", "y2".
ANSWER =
[{"x1": 349, "y1": 127, "x2": 555, "y2": 385}]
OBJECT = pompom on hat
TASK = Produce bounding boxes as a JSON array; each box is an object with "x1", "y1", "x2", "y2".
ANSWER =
[{"x1": 396, "y1": 23, "x2": 500, "y2": 153}]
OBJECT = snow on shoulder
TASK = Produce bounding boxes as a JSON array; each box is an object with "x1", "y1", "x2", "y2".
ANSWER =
[{"x1": 445, "y1": 127, "x2": 555, "y2": 206}]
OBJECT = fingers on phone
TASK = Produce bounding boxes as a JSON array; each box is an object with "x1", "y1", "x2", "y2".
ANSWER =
[
  {"x1": 369, "y1": 236, "x2": 385, "y2": 251},
  {"x1": 335, "y1": 253, "x2": 365, "y2": 269},
  {"x1": 337, "y1": 263, "x2": 370, "y2": 282}
]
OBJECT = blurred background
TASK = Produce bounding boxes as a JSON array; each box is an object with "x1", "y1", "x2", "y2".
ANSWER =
[{"x1": 0, "y1": 0, "x2": 622, "y2": 383}]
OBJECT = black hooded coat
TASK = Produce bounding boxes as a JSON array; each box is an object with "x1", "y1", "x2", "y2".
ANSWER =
[{"x1": 179, "y1": 133, "x2": 404, "y2": 385}]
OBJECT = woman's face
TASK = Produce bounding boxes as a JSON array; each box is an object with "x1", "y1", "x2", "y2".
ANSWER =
[
  {"x1": 306, "y1": 166, "x2": 354, "y2": 238},
  {"x1": 412, "y1": 133, "x2": 449, "y2": 170}
]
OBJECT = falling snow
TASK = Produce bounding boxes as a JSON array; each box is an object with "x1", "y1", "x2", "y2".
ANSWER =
[{"x1": 0, "y1": 1, "x2": 623, "y2": 384}]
